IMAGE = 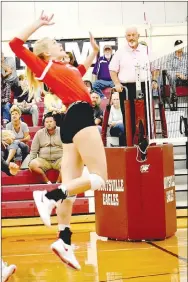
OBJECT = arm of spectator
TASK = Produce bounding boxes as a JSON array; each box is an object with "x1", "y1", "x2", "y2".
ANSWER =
[
  {"x1": 176, "y1": 73, "x2": 187, "y2": 80},
  {"x1": 1, "y1": 156, "x2": 19, "y2": 176},
  {"x1": 108, "y1": 109, "x2": 113, "y2": 126},
  {"x1": 1, "y1": 156, "x2": 12, "y2": 176},
  {"x1": 2, "y1": 65, "x2": 12, "y2": 78},
  {"x1": 95, "y1": 118, "x2": 102, "y2": 125},
  {"x1": 95, "y1": 108, "x2": 103, "y2": 125},
  {"x1": 109, "y1": 51, "x2": 123, "y2": 92},
  {"x1": 110, "y1": 71, "x2": 123, "y2": 92},
  {"x1": 5, "y1": 123, "x2": 13, "y2": 131},
  {"x1": 17, "y1": 123, "x2": 30, "y2": 143},
  {"x1": 19, "y1": 132, "x2": 30, "y2": 143},
  {"x1": 29, "y1": 132, "x2": 39, "y2": 162},
  {"x1": 9, "y1": 162, "x2": 19, "y2": 176}
]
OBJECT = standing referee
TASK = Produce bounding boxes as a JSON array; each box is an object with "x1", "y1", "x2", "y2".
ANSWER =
[{"x1": 109, "y1": 27, "x2": 150, "y2": 146}]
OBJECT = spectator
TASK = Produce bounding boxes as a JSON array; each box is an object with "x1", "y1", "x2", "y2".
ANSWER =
[
  {"x1": 29, "y1": 113, "x2": 63, "y2": 184},
  {"x1": 109, "y1": 26, "x2": 150, "y2": 145},
  {"x1": 83, "y1": 80, "x2": 93, "y2": 93},
  {"x1": 1, "y1": 52, "x2": 20, "y2": 97},
  {"x1": 64, "y1": 51, "x2": 78, "y2": 67},
  {"x1": 90, "y1": 91, "x2": 103, "y2": 133},
  {"x1": 151, "y1": 79, "x2": 159, "y2": 97},
  {"x1": 168, "y1": 40, "x2": 187, "y2": 86},
  {"x1": 92, "y1": 45, "x2": 114, "y2": 99},
  {"x1": 13, "y1": 74, "x2": 39, "y2": 126},
  {"x1": 6, "y1": 105, "x2": 30, "y2": 162},
  {"x1": 1, "y1": 130, "x2": 23, "y2": 168},
  {"x1": 44, "y1": 92, "x2": 66, "y2": 126},
  {"x1": 108, "y1": 92, "x2": 125, "y2": 146},
  {"x1": 1, "y1": 74, "x2": 12, "y2": 126}
]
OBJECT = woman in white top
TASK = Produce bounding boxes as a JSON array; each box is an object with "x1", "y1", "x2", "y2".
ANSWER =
[
  {"x1": 108, "y1": 92, "x2": 125, "y2": 146},
  {"x1": 44, "y1": 93, "x2": 66, "y2": 126}
]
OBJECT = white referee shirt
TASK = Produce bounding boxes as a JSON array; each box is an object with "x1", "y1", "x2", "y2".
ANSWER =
[{"x1": 109, "y1": 43, "x2": 150, "y2": 83}]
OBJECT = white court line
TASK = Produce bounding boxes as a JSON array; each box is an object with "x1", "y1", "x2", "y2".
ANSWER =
[{"x1": 2, "y1": 246, "x2": 158, "y2": 258}]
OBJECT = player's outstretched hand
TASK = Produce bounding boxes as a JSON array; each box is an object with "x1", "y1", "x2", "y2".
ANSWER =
[
  {"x1": 37, "y1": 10, "x2": 55, "y2": 27},
  {"x1": 89, "y1": 32, "x2": 99, "y2": 54}
]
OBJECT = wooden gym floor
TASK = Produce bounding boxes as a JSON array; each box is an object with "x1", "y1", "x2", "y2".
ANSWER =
[{"x1": 1, "y1": 214, "x2": 188, "y2": 282}]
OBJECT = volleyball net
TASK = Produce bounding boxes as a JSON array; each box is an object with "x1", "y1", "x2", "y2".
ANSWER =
[{"x1": 150, "y1": 42, "x2": 188, "y2": 140}]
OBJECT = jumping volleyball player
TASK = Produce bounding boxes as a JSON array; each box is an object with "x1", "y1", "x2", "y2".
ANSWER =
[{"x1": 9, "y1": 11, "x2": 107, "y2": 270}]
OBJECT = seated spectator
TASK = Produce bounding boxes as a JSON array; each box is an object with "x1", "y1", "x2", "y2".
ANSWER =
[
  {"x1": 167, "y1": 40, "x2": 187, "y2": 87},
  {"x1": 44, "y1": 93, "x2": 66, "y2": 126},
  {"x1": 84, "y1": 80, "x2": 93, "y2": 93},
  {"x1": 2, "y1": 130, "x2": 22, "y2": 168},
  {"x1": 13, "y1": 74, "x2": 39, "y2": 126},
  {"x1": 64, "y1": 51, "x2": 78, "y2": 67},
  {"x1": 1, "y1": 74, "x2": 12, "y2": 126},
  {"x1": 29, "y1": 113, "x2": 63, "y2": 184},
  {"x1": 1, "y1": 52, "x2": 20, "y2": 97},
  {"x1": 6, "y1": 105, "x2": 30, "y2": 162},
  {"x1": 108, "y1": 92, "x2": 125, "y2": 146},
  {"x1": 90, "y1": 91, "x2": 103, "y2": 133},
  {"x1": 152, "y1": 79, "x2": 159, "y2": 97},
  {"x1": 92, "y1": 45, "x2": 114, "y2": 99}
]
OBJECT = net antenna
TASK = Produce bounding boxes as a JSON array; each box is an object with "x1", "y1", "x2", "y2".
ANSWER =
[{"x1": 142, "y1": 3, "x2": 155, "y2": 141}]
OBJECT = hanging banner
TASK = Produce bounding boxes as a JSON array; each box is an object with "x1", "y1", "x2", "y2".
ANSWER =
[{"x1": 14, "y1": 37, "x2": 118, "y2": 71}]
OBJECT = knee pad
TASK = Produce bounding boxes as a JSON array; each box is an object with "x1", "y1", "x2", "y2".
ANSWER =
[{"x1": 89, "y1": 174, "x2": 105, "y2": 191}]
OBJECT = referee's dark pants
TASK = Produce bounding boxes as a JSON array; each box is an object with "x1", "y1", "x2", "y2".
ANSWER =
[{"x1": 120, "y1": 82, "x2": 149, "y2": 146}]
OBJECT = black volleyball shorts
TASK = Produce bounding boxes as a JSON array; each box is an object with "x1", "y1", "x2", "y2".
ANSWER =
[{"x1": 60, "y1": 101, "x2": 95, "y2": 144}]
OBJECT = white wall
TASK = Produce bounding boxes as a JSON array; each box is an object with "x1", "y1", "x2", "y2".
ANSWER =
[
  {"x1": 2, "y1": 1, "x2": 187, "y2": 41},
  {"x1": 2, "y1": 1, "x2": 187, "y2": 80}
]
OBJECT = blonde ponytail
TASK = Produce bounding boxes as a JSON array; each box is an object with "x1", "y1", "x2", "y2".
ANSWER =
[
  {"x1": 25, "y1": 37, "x2": 56, "y2": 100},
  {"x1": 26, "y1": 67, "x2": 43, "y2": 100}
]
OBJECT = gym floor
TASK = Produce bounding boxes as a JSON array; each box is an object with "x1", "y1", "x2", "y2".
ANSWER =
[{"x1": 2, "y1": 220, "x2": 187, "y2": 282}]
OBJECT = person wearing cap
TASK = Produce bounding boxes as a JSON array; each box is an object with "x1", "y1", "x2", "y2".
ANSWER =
[
  {"x1": 109, "y1": 27, "x2": 150, "y2": 146},
  {"x1": 92, "y1": 45, "x2": 114, "y2": 99},
  {"x1": 169, "y1": 40, "x2": 187, "y2": 84}
]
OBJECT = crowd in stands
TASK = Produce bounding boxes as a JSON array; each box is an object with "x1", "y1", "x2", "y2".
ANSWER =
[{"x1": 1, "y1": 37, "x2": 187, "y2": 180}]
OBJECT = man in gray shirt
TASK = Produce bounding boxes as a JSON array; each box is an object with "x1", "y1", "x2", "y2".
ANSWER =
[{"x1": 29, "y1": 113, "x2": 63, "y2": 184}]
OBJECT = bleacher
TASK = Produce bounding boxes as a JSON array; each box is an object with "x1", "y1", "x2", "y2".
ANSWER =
[
  {"x1": 2, "y1": 84, "x2": 187, "y2": 219},
  {"x1": 1, "y1": 88, "x2": 111, "y2": 220}
]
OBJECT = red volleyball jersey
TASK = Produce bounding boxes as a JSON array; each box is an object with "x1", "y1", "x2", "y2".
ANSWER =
[{"x1": 9, "y1": 37, "x2": 92, "y2": 107}]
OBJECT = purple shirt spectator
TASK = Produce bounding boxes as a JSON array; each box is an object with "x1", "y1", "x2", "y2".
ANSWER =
[
  {"x1": 92, "y1": 56, "x2": 112, "y2": 81},
  {"x1": 92, "y1": 45, "x2": 114, "y2": 99}
]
